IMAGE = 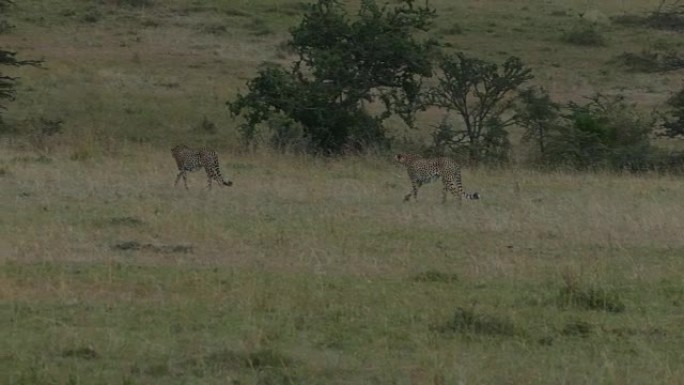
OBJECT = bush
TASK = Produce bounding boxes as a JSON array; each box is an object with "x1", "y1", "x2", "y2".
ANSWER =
[
  {"x1": 561, "y1": 24, "x2": 606, "y2": 46},
  {"x1": 266, "y1": 114, "x2": 307, "y2": 153},
  {"x1": 544, "y1": 94, "x2": 655, "y2": 171}
]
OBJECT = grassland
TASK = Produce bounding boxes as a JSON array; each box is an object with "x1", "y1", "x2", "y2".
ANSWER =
[{"x1": 2, "y1": 0, "x2": 684, "y2": 384}]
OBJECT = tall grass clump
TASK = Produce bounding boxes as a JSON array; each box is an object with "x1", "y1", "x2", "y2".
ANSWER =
[
  {"x1": 557, "y1": 273, "x2": 626, "y2": 313},
  {"x1": 437, "y1": 307, "x2": 521, "y2": 337}
]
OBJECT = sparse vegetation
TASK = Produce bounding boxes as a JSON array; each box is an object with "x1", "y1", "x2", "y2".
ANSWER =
[
  {"x1": 0, "y1": 1, "x2": 41, "y2": 125},
  {"x1": 613, "y1": 48, "x2": 684, "y2": 72},
  {"x1": 557, "y1": 277, "x2": 626, "y2": 313},
  {"x1": 438, "y1": 307, "x2": 520, "y2": 337},
  {"x1": 561, "y1": 24, "x2": 606, "y2": 46},
  {"x1": 612, "y1": 0, "x2": 684, "y2": 31},
  {"x1": 518, "y1": 93, "x2": 657, "y2": 172},
  {"x1": 2, "y1": 0, "x2": 684, "y2": 384}
]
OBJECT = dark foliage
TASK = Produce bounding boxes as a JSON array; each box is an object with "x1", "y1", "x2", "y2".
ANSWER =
[
  {"x1": 516, "y1": 86, "x2": 561, "y2": 161},
  {"x1": 659, "y1": 87, "x2": 684, "y2": 139},
  {"x1": 428, "y1": 53, "x2": 532, "y2": 163},
  {"x1": 561, "y1": 24, "x2": 606, "y2": 46},
  {"x1": 229, "y1": 0, "x2": 439, "y2": 154},
  {"x1": 542, "y1": 94, "x2": 655, "y2": 171}
]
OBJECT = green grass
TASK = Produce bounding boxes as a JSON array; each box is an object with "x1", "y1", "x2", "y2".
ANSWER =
[
  {"x1": 2, "y1": 0, "x2": 684, "y2": 383},
  {"x1": 2, "y1": 149, "x2": 684, "y2": 384}
]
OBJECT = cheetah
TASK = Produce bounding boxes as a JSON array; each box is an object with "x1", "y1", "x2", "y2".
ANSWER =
[
  {"x1": 395, "y1": 153, "x2": 479, "y2": 203},
  {"x1": 171, "y1": 144, "x2": 233, "y2": 189}
]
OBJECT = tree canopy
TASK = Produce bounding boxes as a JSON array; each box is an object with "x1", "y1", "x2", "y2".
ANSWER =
[{"x1": 229, "y1": 0, "x2": 438, "y2": 154}]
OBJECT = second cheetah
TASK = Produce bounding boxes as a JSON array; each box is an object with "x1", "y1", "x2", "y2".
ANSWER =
[
  {"x1": 171, "y1": 144, "x2": 233, "y2": 189},
  {"x1": 395, "y1": 153, "x2": 479, "y2": 203}
]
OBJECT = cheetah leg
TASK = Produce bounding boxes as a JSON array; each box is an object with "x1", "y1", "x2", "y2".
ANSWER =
[
  {"x1": 404, "y1": 181, "x2": 421, "y2": 202},
  {"x1": 443, "y1": 178, "x2": 463, "y2": 204},
  {"x1": 403, "y1": 191, "x2": 413, "y2": 201},
  {"x1": 175, "y1": 171, "x2": 189, "y2": 189}
]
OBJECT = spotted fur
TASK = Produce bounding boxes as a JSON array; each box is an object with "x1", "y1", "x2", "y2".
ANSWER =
[
  {"x1": 171, "y1": 144, "x2": 233, "y2": 189},
  {"x1": 395, "y1": 153, "x2": 479, "y2": 203}
]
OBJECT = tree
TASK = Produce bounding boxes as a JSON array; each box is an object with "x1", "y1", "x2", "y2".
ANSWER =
[
  {"x1": 516, "y1": 87, "x2": 561, "y2": 161},
  {"x1": 428, "y1": 53, "x2": 532, "y2": 163},
  {"x1": 228, "y1": 0, "x2": 438, "y2": 154},
  {"x1": 1, "y1": 0, "x2": 41, "y2": 126}
]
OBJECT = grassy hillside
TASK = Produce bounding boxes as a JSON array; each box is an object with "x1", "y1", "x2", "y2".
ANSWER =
[
  {"x1": 2, "y1": 1, "x2": 684, "y2": 384},
  {"x1": 2, "y1": 0, "x2": 682, "y2": 147}
]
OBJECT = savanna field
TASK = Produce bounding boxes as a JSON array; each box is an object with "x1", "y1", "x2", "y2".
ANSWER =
[{"x1": 2, "y1": 1, "x2": 684, "y2": 384}]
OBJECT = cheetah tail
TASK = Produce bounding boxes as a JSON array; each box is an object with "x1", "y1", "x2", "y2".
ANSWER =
[{"x1": 454, "y1": 172, "x2": 479, "y2": 200}]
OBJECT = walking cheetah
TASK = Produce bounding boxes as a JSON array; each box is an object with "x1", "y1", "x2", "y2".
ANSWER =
[
  {"x1": 395, "y1": 153, "x2": 479, "y2": 203},
  {"x1": 171, "y1": 144, "x2": 233, "y2": 189}
]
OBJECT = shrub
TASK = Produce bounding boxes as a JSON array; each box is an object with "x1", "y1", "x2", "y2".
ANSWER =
[
  {"x1": 561, "y1": 24, "x2": 606, "y2": 46},
  {"x1": 266, "y1": 114, "x2": 307, "y2": 153},
  {"x1": 544, "y1": 94, "x2": 655, "y2": 171}
]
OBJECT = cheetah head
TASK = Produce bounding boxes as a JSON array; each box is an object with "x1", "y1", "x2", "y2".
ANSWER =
[{"x1": 394, "y1": 153, "x2": 412, "y2": 165}]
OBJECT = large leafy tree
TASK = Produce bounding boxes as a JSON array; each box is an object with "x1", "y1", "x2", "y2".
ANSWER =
[{"x1": 229, "y1": 0, "x2": 438, "y2": 154}]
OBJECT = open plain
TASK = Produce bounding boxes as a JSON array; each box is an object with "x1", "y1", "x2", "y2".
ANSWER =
[{"x1": 2, "y1": 1, "x2": 683, "y2": 384}]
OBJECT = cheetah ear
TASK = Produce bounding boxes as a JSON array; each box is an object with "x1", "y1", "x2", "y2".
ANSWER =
[{"x1": 395, "y1": 154, "x2": 403, "y2": 161}]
